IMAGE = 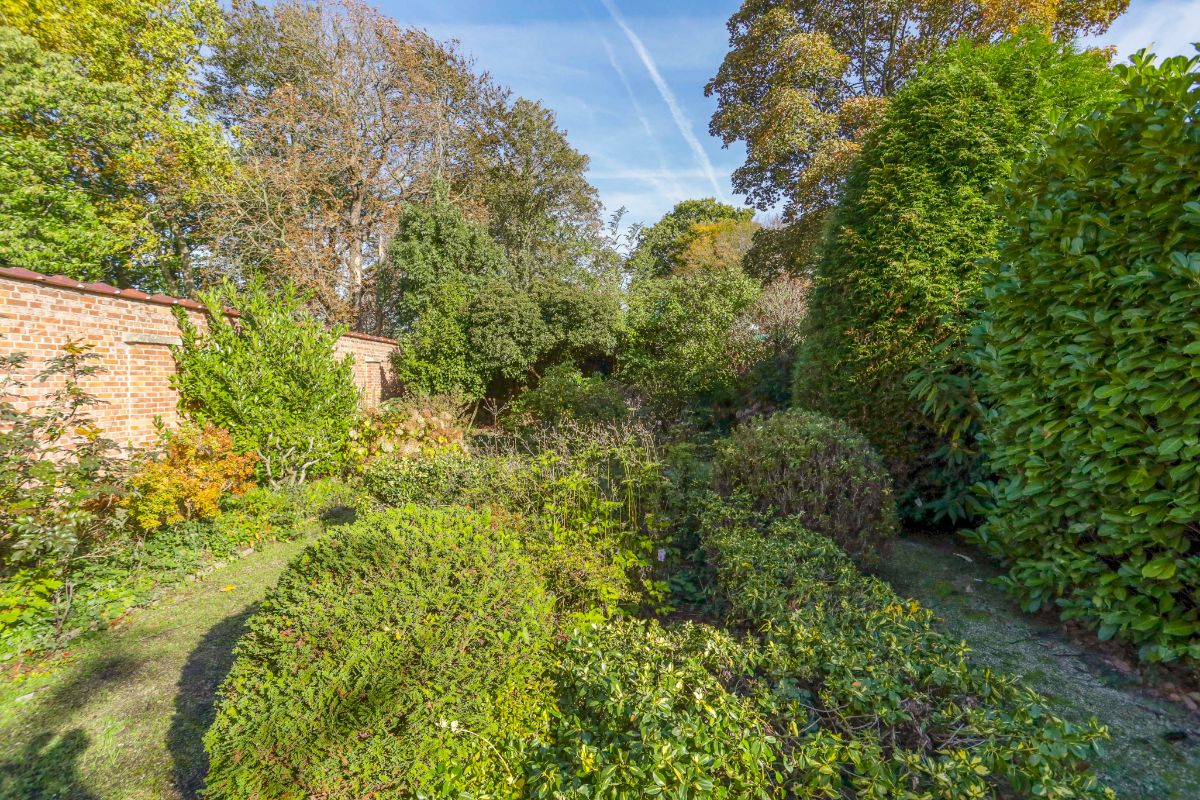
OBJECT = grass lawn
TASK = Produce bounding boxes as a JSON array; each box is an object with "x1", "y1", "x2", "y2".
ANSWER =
[
  {"x1": 0, "y1": 534, "x2": 313, "y2": 800},
  {"x1": 881, "y1": 534, "x2": 1200, "y2": 800}
]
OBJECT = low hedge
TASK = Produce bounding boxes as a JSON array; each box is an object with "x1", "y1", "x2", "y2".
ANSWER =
[
  {"x1": 203, "y1": 506, "x2": 555, "y2": 799},
  {"x1": 701, "y1": 499, "x2": 1113, "y2": 799},
  {"x1": 713, "y1": 409, "x2": 897, "y2": 566}
]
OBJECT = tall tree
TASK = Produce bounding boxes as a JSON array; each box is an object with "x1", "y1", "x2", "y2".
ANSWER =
[
  {"x1": 463, "y1": 97, "x2": 603, "y2": 288},
  {"x1": 791, "y1": 33, "x2": 1117, "y2": 498},
  {"x1": 627, "y1": 199, "x2": 754, "y2": 281},
  {"x1": 0, "y1": 27, "x2": 139, "y2": 278},
  {"x1": 204, "y1": 0, "x2": 498, "y2": 326},
  {"x1": 0, "y1": 0, "x2": 230, "y2": 292},
  {"x1": 706, "y1": 0, "x2": 1128, "y2": 226}
]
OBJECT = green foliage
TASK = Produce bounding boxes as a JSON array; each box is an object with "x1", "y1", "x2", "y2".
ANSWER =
[
  {"x1": 1, "y1": 0, "x2": 231, "y2": 293},
  {"x1": 0, "y1": 341, "x2": 126, "y2": 647},
  {"x1": 383, "y1": 188, "x2": 621, "y2": 401},
  {"x1": 619, "y1": 266, "x2": 760, "y2": 412},
  {"x1": 204, "y1": 506, "x2": 555, "y2": 798},
  {"x1": 713, "y1": 409, "x2": 897, "y2": 566},
  {"x1": 0, "y1": 26, "x2": 140, "y2": 279},
  {"x1": 2, "y1": 478, "x2": 356, "y2": 660},
  {"x1": 792, "y1": 33, "x2": 1117, "y2": 490},
  {"x1": 124, "y1": 422, "x2": 257, "y2": 532},
  {"x1": 973, "y1": 49, "x2": 1200, "y2": 666},
  {"x1": 627, "y1": 198, "x2": 754, "y2": 280},
  {"x1": 363, "y1": 426, "x2": 671, "y2": 616},
  {"x1": 510, "y1": 363, "x2": 629, "y2": 428},
  {"x1": 522, "y1": 619, "x2": 782, "y2": 799},
  {"x1": 700, "y1": 500, "x2": 1114, "y2": 799},
  {"x1": 171, "y1": 279, "x2": 360, "y2": 483},
  {"x1": 347, "y1": 394, "x2": 469, "y2": 467}
]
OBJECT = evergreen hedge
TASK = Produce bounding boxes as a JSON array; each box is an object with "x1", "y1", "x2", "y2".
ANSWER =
[
  {"x1": 792, "y1": 33, "x2": 1116, "y2": 497},
  {"x1": 975, "y1": 49, "x2": 1200, "y2": 666}
]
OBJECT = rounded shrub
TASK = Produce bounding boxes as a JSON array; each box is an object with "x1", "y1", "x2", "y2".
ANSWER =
[
  {"x1": 975, "y1": 50, "x2": 1200, "y2": 666},
  {"x1": 203, "y1": 506, "x2": 554, "y2": 798},
  {"x1": 713, "y1": 409, "x2": 897, "y2": 565}
]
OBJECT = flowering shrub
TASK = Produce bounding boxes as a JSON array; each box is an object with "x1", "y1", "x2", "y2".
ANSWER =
[{"x1": 124, "y1": 423, "x2": 257, "y2": 532}]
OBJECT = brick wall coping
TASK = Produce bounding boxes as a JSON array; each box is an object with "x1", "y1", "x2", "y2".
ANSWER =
[{"x1": 0, "y1": 266, "x2": 398, "y2": 346}]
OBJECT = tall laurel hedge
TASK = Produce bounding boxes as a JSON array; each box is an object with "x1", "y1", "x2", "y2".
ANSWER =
[
  {"x1": 792, "y1": 33, "x2": 1115, "y2": 495},
  {"x1": 975, "y1": 50, "x2": 1200, "y2": 666}
]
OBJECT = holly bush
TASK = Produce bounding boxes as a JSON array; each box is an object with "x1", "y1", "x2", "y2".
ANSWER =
[
  {"x1": 713, "y1": 409, "x2": 897, "y2": 566},
  {"x1": 792, "y1": 32, "x2": 1116, "y2": 495},
  {"x1": 974, "y1": 48, "x2": 1200, "y2": 666},
  {"x1": 204, "y1": 506, "x2": 555, "y2": 799}
]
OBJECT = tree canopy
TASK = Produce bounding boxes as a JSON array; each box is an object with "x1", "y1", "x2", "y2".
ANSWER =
[
  {"x1": 627, "y1": 198, "x2": 754, "y2": 281},
  {"x1": 706, "y1": 0, "x2": 1129, "y2": 227}
]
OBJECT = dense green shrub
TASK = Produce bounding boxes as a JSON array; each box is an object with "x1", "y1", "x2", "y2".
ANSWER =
[
  {"x1": 619, "y1": 265, "x2": 760, "y2": 412},
  {"x1": 523, "y1": 618, "x2": 782, "y2": 798},
  {"x1": 172, "y1": 279, "x2": 360, "y2": 483},
  {"x1": 974, "y1": 50, "x2": 1200, "y2": 665},
  {"x1": 792, "y1": 33, "x2": 1116, "y2": 496},
  {"x1": 204, "y1": 507, "x2": 555, "y2": 799},
  {"x1": 509, "y1": 362, "x2": 629, "y2": 428},
  {"x1": 700, "y1": 500, "x2": 1113, "y2": 799},
  {"x1": 713, "y1": 409, "x2": 896, "y2": 566},
  {"x1": 381, "y1": 187, "x2": 621, "y2": 402}
]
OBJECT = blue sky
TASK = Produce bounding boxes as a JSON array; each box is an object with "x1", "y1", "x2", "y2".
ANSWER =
[{"x1": 381, "y1": 0, "x2": 1200, "y2": 228}]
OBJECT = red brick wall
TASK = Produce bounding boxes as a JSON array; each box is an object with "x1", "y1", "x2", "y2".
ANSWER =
[{"x1": 0, "y1": 269, "x2": 398, "y2": 447}]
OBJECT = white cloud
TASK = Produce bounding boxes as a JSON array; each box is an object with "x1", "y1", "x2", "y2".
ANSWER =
[
  {"x1": 599, "y1": 0, "x2": 725, "y2": 199},
  {"x1": 1084, "y1": 0, "x2": 1200, "y2": 59}
]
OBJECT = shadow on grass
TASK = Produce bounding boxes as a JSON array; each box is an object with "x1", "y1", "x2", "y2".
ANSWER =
[
  {"x1": 167, "y1": 604, "x2": 259, "y2": 799},
  {"x1": 0, "y1": 729, "x2": 98, "y2": 800}
]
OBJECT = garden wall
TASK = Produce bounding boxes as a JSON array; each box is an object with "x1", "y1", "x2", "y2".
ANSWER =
[{"x1": 0, "y1": 267, "x2": 398, "y2": 447}]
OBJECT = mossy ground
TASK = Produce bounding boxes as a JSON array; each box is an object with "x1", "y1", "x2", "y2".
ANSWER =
[
  {"x1": 880, "y1": 534, "x2": 1200, "y2": 800},
  {"x1": 0, "y1": 535, "x2": 313, "y2": 800}
]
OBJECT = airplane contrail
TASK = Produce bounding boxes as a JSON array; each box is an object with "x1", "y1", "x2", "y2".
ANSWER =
[
  {"x1": 599, "y1": 36, "x2": 683, "y2": 198},
  {"x1": 598, "y1": 0, "x2": 724, "y2": 199}
]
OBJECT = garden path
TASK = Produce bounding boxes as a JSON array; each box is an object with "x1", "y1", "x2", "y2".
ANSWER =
[
  {"x1": 882, "y1": 535, "x2": 1200, "y2": 800},
  {"x1": 0, "y1": 535, "x2": 312, "y2": 800}
]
